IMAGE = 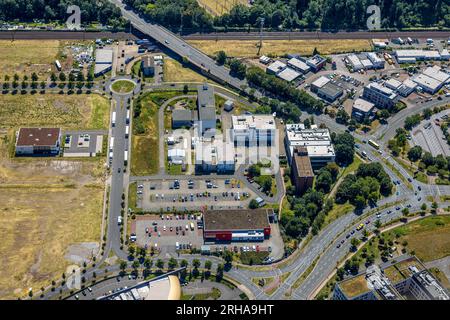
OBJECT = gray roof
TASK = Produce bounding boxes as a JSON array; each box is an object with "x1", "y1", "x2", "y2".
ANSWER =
[
  {"x1": 198, "y1": 106, "x2": 216, "y2": 121},
  {"x1": 142, "y1": 56, "x2": 154, "y2": 68},
  {"x1": 320, "y1": 82, "x2": 343, "y2": 97},
  {"x1": 197, "y1": 84, "x2": 215, "y2": 108},
  {"x1": 172, "y1": 109, "x2": 195, "y2": 122}
]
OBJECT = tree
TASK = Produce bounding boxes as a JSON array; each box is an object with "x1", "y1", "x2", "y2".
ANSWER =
[
  {"x1": 351, "y1": 237, "x2": 360, "y2": 250},
  {"x1": 31, "y1": 72, "x2": 38, "y2": 82},
  {"x1": 50, "y1": 72, "x2": 57, "y2": 83},
  {"x1": 204, "y1": 260, "x2": 212, "y2": 270},
  {"x1": 257, "y1": 175, "x2": 273, "y2": 193},
  {"x1": 168, "y1": 258, "x2": 178, "y2": 270},
  {"x1": 144, "y1": 258, "x2": 153, "y2": 269},
  {"x1": 156, "y1": 259, "x2": 164, "y2": 269},
  {"x1": 192, "y1": 259, "x2": 201, "y2": 269},
  {"x1": 402, "y1": 208, "x2": 409, "y2": 217},
  {"x1": 432, "y1": 201, "x2": 438, "y2": 213},
  {"x1": 183, "y1": 84, "x2": 189, "y2": 94},
  {"x1": 229, "y1": 59, "x2": 246, "y2": 79},
  {"x1": 316, "y1": 170, "x2": 333, "y2": 193},
  {"x1": 180, "y1": 259, "x2": 188, "y2": 268},
  {"x1": 421, "y1": 203, "x2": 427, "y2": 211},
  {"x1": 216, "y1": 50, "x2": 227, "y2": 65},
  {"x1": 216, "y1": 263, "x2": 224, "y2": 281},
  {"x1": 59, "y1": 72, "x2": 66, "y2": 82},
  {"x1": 249, "y1": 199, "x2": 259, "y2": 209},
  {"x1": 132, "y1": 260, "x2": 140, "y2": 270},
  {"x1": 223, "y1": 251, "x2": 233, "y2": 265},
  {"x1": 407, "y1": 146, "x2": 423, "y2": 162},
  {"x1": 119, "y1": 260, "x2": 127, "y2": 272}
]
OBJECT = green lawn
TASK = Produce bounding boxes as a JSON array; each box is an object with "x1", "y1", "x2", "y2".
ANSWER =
[
  {"x1": 131, "y1": 93, "x2": 160, "y2": 176},
  {"x1": 181, "y1": 287, "x2": 221, "y2": 300},
  {"x1": 111, "y1": 80, "x2": 135, "y2": 94},
  {"x1": 239, "y1": 251, "x2": 269, "y2": 265},
  {"x1": 128, "y1": 182, "x2": 137, "y2": 212},
  {"x1": 323, "y1": 202, "x2": 355, "y2": 227}
]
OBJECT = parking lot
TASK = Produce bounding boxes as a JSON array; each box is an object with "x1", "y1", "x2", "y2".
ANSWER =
[
  {"x1": 410, "y1": 110, "x2": 450, "y2": 157},
  {"x1": 130, "y1": 214, "x2": 204, "y2": 256},
  {"x1": 136, "y1": 178, "x2": 257, "y2": 212},
  {"x1": 62, "y1": 130, "x2": 105, "y2": 157}
]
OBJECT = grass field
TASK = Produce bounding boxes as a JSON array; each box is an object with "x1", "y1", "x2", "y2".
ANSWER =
[
  {"x1": 187, "y1": 39, "x2": 373, "y2": 58},
  {"x1": 0, "y1": 133, "x2": 105, "y2": 299},
  {"x1": 163, "y1": 58, "x2": 207, "y2": 83},
  {"x1": 197, "y1": 0, "x2": 248, "y2": 16},
  {"x1": 111, "y1": 80, "x2": 135, "y2": 94},
  {"x1": 0, "y1": 40, "x2": 60, "y2": 78},
  {"x1": 0, "y1": 94, "x2": 110, "y2": 130}
]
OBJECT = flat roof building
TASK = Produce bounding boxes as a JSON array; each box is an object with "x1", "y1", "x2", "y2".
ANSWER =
[
  {"x1": 362, "y1": 82, "x2": 399, "y2": 109},
  {"x1": 348, "y1": 54, "x2": 364, "y2": 71},
  {"x1": 303, "y1": 54, "x2": 326, "y2": 72},
  {"x1": 277, "y1": 67, "x2": 301, "y2": 82},
  {"x1": 394, "y1": 49, "x2": 442, "y2": 63},
  {"x1": 352, "y1": 98, "x2": 376, "y2": 122},
  {"x1": 15, "y1": 127, "x2": 61, "y2": 156},
  {"x1": 231, "y1": 115, "x2": 276, "y2": 146},
  {"x1": 291, "y1": 147, "x2": 314, "y2": 195},
  {"x1": 334, "y1": 255, "x2": 450, "y2": 300},
  {"x1": 287, "y1": 57, "x2": 311, "y2": 73},
  {"x1": 172, "y1": 109, "x2": 197, "y2": 129},
  {"x1": 195, "y1": 140, "x2": 235, "y2": 174},
  {"x1": 316, "y1": 82, "x2": 344, "y2": 102},
  {"x1": 203, "y1": 209, "x2": 272, "y2": 242},
  {"x1": 266, "y1": 60, "x2": 286, "y2": 75},
  {"x1": 412, "y1": 66, "x2": 450, "y2": 94},
  {"x1": 197, "y1": 84, "x2": 216, "y2": 136},
  {"x1": 94, "y1": 48, "x2": 113, "y2": 77},
  {"x1": 397, "y1": 79, "x2": 417, "y2": 97},
  {"x1": 141, "y1": 56, "x2": 155, "y2": 77},
  {"x1": 284, "y1": 124, "x2": 335, "y2": 169}
]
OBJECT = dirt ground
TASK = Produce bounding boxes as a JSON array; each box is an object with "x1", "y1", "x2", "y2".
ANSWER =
[
  {"x1": 0, "y1": 133, "x2": 105, "y2": 299},
  {"x1": 187, "y1": 39, "x2": 373, "y2": 58},
  {"x1": 0, "y1": 40, "x2": 93, "y2": 79}
]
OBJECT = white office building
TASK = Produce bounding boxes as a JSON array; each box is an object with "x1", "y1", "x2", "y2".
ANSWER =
[
  {"x1": 231, "y1": 115, "x2": 276, "y2": 146},
  {"x1": 284, "y1": 124, "x2": 335, "y2": 169}
]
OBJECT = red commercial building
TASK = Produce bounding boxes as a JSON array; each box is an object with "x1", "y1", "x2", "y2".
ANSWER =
[{"x1": 203, "y1": 209, "x2": 272, "y2": 243}]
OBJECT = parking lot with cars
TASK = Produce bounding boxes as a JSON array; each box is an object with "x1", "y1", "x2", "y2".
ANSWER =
[
  {"x1": 410, "y1": 111, "x2": 450, "y2": 157},
  {"x1": 130, "y1": 214, "x2": 204, "y2": 256},
  {"x1": 136, "y1": 178, "x2": 257, "y2": 212}
]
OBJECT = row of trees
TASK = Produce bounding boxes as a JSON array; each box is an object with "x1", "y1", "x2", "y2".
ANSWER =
[
  {"x1": 408, "y1": 145, "x2": 450, "y2": 178},
  {"x1": 123, "y1": 0, "x2": 450, "y2": 31},
  {"x1": 246, "y1": 66, "x2": 324, "y2": 114},
  {"x1": 335, "y1": 162, "x2": 393, "y2": 209},
  {"x1": 0, "y1": 0, "x2": 124, "y2": 27}
]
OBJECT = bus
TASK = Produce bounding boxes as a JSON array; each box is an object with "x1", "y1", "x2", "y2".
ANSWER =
[
  {"x1": 368, "y1": 139, "x2": 380, "y2": 150},
  {"x1": 125, "y1": 125, "x2": 129, "y2": 138},
  {"x1": 126, "y1": 110, "x2": 130, "y2": 124},
  {"x1": 112, "y1": 111, "x2": 116, "y2": 127}
]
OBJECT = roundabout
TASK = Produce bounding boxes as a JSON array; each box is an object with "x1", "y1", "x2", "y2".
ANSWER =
[{"x1": 110, "y1": 79, "x2": 136, "y2": 95}]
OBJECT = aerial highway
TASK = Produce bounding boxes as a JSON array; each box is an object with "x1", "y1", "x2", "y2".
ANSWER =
[{"x1": 108, "y1": 0, "x2": 249, "y2": 94}]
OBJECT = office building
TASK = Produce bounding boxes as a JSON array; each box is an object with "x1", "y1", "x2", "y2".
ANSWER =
[
  {"x1": 15, "y1": 127, "x2": 61, "y2": 156},
  {"x1": 362, "y1": 82, "x2": 399, "y2": 109},
  {"x1": 352, "y1": 98, "x2": 376, "y2": 122},
  {"x1": 231, "y1": 115, "x2": 276, "y2": 146},
  {"x1": 197, "y1": 84, "x2": 216, "y2": 136},
  {"x1": 291, "y1": 147, "x2": 314, "y2": 195},
  {"x1": 284, "y1": 124, "x2": 335, "y2": 169}
]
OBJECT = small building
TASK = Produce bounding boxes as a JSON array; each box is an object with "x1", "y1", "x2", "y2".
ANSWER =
[
  {"x1": 291, "y1": 147, "x2": 314, "y2": 195},
  {"x1": 367, "y1": 52, "x2": 385, "y2": 69},
  {"x1": 311, "y1": 76, "x2": 330, "y2": 93},
  {"x1": 347, "y1": 54, "x2": 364, "y2": 71},
  {"x1": 167, "y1": 148, "x2": 186, "y2": 165},
  {"x1": 316, "y1": 82, "x2": 344, "y2": 103},
  {"x1": 304, "y1": 54, "x2": 327, "y2": 72},
  {"x1": 172, "y1": 109, "x2": 196, "y2": 129},
  {"x1": 141, "y1": 56, "x2": 155, "y2": 77},
  {"x1": 223, "y1": 100, "x2": 234, "y2": 112},
  {"x1": 259, "y1": 55, "x2": 271, "y2": 65},
  {"x1": 94, "y1": 48, "x2": 113, "y2": 77},
  {"x1": 276, "y1": 67, "x2": 301, "y2": 82},
  {"x1": 352, "y1": 98, "x2": 376, "y2": 122},
  {"x1": 287, "y1": 57, "x2": 311, "y2": 74},
  {"x1": 231, "y1": 115, "x2": 276, "y2": 146},
  {"x1": 384, "y1": 78, "x2": 402, "y2": 91},
  {"x1": 266, "y1": 60, "x2": 286, "y2": 75},
  {"x1": 398, "y1": 79, "x2": 417, "y2": 97},
  {"x1": 203, "y1": 209, "x2": 272, "y2": 242},
  {"x1": 197, "y1": 84, "x2": 216, "y2": 137},
  {"x1": 15, "y1": 128, "x2": 61, "y2": 156}
]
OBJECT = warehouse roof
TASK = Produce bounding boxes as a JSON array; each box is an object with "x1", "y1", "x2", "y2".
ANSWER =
[
  {"x1": 277, "y1": 67, "x2": 301, "y2": 82},
  {"x1": 95, "y1": 48, "x2": 113, "y2": 64},
  {"x1": 203, "y1": 209, "x2": 272, "y2": 231},
  {"x1": 197, "y1": 83, "x2": 215, "y2": 108},
  {"x1": 16, "y1": 128, "x2": 60, "y2": 147},
  {"x1": 172, "y1": 109, "x2": 195, "y2": 122}
]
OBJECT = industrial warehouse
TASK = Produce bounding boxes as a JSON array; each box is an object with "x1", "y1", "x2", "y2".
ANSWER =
[{"x1": 203, "y1": 209, "x2": 274, "y2": 242}]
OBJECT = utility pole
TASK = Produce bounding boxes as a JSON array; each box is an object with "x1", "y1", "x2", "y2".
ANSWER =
[{"x1": 257, "y1": 17, "x2": 264, "y2": 56}]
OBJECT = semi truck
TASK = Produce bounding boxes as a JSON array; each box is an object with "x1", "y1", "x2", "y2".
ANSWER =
[{"x1": 112, "y1": 111, "x2": 116, "y2": 127}]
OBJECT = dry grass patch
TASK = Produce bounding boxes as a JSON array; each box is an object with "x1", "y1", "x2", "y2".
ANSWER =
[
  {"x1": 0, "y1": 132, "x2": 105, "y2": 299},
  {"x1": 197, "y1": 0, "x2": 248, "y2": 16},
  {"x1": 188, "y1": 39, "x2": 372, "y2": 58},
  {"x1": 0, "y1": 40, "x2": 60, "y2": 78},
  {"x1": 0, "y1": 94, "x2": 110, "y2": 130},
  {"x1": 163, "y1": 58, "x2": 207, "y2": 83}
]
